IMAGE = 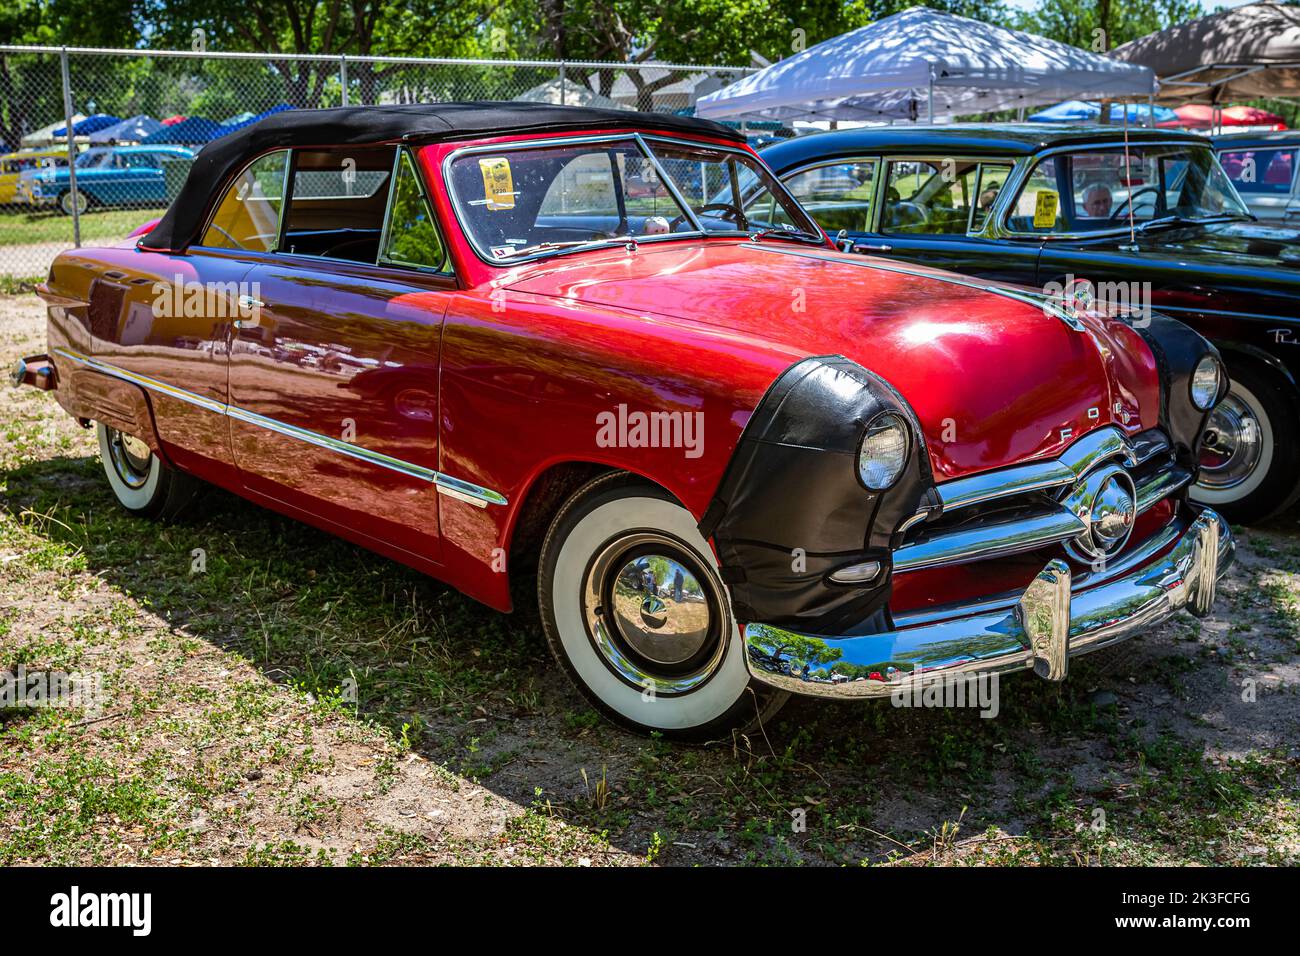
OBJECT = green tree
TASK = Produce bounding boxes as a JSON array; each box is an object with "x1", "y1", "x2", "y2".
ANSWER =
[{"x1": 1015, "y1": 0, "x2": 1204, "y2": 52}]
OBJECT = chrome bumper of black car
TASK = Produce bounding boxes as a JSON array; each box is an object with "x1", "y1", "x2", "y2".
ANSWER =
[{"x1": 743, "y1": 507, "x2": 1233, "y2": 699}]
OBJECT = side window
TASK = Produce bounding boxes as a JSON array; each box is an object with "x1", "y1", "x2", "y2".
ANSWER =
[
  {"x1": 201, "y1": 149, "x2": 289, "y2": 252},
  {"x1": 781, "y1": 161, "x2": 877, "y2": 234},
  {"x1": 380, "y1": 149, "x2": 449, "y2": 272},
  {"x1": 1221, "y1": 148, "x2": 1295, "y2": 194},
  {"x1": 882, "y1": 159, "x2": 978, "y2": 235},
  {"x1": 1010, "y1": 157, "x2": 1063, "y2": 233},
  {"x1": 279, "y1": 146, "x2": 394, "y2": 262},
  {"x1": 970, "y1": 163, "x2": 1012, "y2": 232}
]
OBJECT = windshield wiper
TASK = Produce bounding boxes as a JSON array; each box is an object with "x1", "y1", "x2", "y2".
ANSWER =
[
  {"x1": 748, "y1": 226, "x2": 825, "y2": 245},
  {"x1": 505, "y1": 237, "x2": 631, "y2": 259},
  {"x1": 1136, "y1": 213, "x2": 1250, "y2": 234}
]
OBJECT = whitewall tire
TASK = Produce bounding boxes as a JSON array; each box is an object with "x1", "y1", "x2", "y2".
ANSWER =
[
  {"x1": 1192, "y1": 363, "x2": 1300, "y2": 524},
  {"x1": 538, "y1": 473, "x2": 787, "y2": 740},
  {"x1": 97, "y1": 423, "x2": 199, "y2": 519}
]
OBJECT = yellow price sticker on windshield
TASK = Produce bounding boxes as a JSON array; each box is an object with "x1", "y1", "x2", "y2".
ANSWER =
[
  {"x1": 1033, "y1": 190, "x2": 1059, "y2": 229},
  {"x1": 478, "y1": 157, "x2": 516, "y2": 211}
]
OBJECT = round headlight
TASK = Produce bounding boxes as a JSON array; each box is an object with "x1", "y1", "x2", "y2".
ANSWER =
[
  {"x1": 858, "y1": 412, "x2": 909, "y2": 490},
  {"x1": 1190, "y1": 355, "x2": 1221, "y2": 411}
]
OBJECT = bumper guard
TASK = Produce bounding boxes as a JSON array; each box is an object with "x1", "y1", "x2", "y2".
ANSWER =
[
  {"x1": 10, "y1": 354, "x2": 56, "y2": 391},
  {"x1": 744, "y1": 507, "x2": 1232, "y2": 698}
]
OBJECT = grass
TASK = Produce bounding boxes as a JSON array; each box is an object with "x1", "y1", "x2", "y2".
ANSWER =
[
  {"x1": 1, "y1": 291, "x2": 1297, "y2": 866},
  {"x1": 0, "y1": 205, "x2": 164, "y2": 247}
]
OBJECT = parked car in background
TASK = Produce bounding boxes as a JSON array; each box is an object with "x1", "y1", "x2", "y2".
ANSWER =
[
  {"x1": 0, "y1": 146, "x2": 72, "y2": 205},
  {"x1": 19, "y1": 144, "x2": 195, "y2": 214},
  {"x1": 13, "y1": 104, "x2": 1232, "y2": 739},
  {"x1": 1214, "y1": 130, "x2": 1299, "y2": 224},
  {"x1": 763, "y1": 125, "x2": 1300, "y2": 523}
]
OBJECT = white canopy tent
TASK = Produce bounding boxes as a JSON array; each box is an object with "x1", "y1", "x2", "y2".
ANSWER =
[
  {"x1": 516, "y1": 77, "x2": 627, "y2": 110},
  {"x1": 696, "y1": 7, "x2": 1157, "y2": 123},
  {"x1": 20, "y1": 113, "x2": 86, "y2": 147}
]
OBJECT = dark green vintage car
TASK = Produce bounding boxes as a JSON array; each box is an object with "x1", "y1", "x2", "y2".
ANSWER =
[{"x1": 762, "y1": 125, "x2": 1300, "y2": 524}]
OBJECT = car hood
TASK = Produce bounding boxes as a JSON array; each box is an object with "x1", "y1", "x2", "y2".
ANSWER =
[
  {"x1": 1134, "y1": 220, "x2": 1300, "y2": 270},
  {"x1": 504, "y1": 241, "x2": 1161, "y2": 481}
]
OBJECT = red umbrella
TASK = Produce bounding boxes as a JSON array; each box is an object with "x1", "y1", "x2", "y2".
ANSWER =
[
  {"x1": 160, "y1": 114, "x2": 187, "y2": 127},
  {"x1": 1222, "y1": 105, "x2": 1287, "y2": 129},
  {"x1": 1158, "y1": 104, "x2": 1288, "y2": 130}
]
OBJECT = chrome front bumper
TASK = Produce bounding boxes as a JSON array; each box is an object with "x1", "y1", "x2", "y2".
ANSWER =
[{"x1": 744, "y1": 507, "x2": 1233, "y2": 699}]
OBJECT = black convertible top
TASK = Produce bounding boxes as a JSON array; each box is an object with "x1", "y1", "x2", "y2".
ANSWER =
[{"x1": 140, "y1": 101, "x2": 744, "y2": 253}]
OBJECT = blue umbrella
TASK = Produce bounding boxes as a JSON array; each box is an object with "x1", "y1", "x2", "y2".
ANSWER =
[
  {"x1": 53, "y1": 113, "x2": 122, "y2": 137},
  {"x1": 1028, "y1": 100, "x2": 1176, "y2": 124},
  {"x1": 225, "y1": 104, "x2": 295, "y2": 131},
  {"x1": 140, "y1": 116, "x2": 228, "y2": 144}
]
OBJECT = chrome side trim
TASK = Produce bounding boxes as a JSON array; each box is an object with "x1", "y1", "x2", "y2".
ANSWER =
[
  {"x1": 53, "y1": 347, "x2": 508, "y2": 507},
  {"x1": 893, "y1": 508, "x2": 1086, "y2": 573}
]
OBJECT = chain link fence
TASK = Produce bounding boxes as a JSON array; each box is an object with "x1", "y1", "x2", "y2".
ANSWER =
[{"x1": 0, "y1": 46, "x2": 751, "y2": 279}]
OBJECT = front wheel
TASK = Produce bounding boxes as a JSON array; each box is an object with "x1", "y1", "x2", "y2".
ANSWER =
[
  {"x1": 1192, "y1": 363, "x2": 1300, "y2": 524},
  {"x1": 538, "y1": 473, "x2": 787, "y2": 740},
  {"x1": 97, "y1": 423, "x2": 199, "y2": 519}
]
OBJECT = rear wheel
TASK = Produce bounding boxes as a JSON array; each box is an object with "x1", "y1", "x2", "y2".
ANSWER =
[
  {"x1": 58, "y1": 189, "x2": 89, "y2": 216},
  {"x1": 538, "y1": 473, "x2": 787, "y2": 741},
  {"x1": 1193, "y1": 362, "x2": 1300, "y2": 524},
  {"x1": 97, "y1": 423, "x2": 198, "y2": 519}
]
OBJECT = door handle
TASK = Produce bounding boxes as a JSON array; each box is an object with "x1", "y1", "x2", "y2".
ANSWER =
[
  {"x1": 853, "y1": 242, "x2": 892, "y2": 253},
  {"x1": 234, "y1": 295, "x2": 264, "y2": 331}
]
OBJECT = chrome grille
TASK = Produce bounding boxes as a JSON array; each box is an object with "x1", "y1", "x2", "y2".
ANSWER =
[{"x1": 894, "y1": 426, "x2": 1191, "y2": 573}]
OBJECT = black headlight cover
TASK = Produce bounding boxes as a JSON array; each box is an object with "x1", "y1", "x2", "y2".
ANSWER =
[
  {"x1": 1132, "y1": 313, "x2": 1227, "y2": 472},
  {"x1": 699, "y1": 355, "x2": 935, "y2": 635}
]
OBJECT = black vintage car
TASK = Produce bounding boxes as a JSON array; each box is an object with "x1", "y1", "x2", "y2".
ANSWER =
[{"x1": 761, "y1": 125, "x2": 1300, "y2": 523}]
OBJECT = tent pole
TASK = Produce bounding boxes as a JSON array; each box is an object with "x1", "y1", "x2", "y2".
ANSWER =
[
  {"x1": 927, "y1": 68, "x2": 934, "y2": 123},
  {"x1": 59, "y1": 47, "x2": 80, "y2": 249}
]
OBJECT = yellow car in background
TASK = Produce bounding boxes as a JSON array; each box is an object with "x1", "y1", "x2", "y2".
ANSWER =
[{"x1": 0, "y1": 147, "x2": 73, "y2": 205}]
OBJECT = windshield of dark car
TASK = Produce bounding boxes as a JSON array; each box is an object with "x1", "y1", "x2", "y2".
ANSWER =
[
  {"x1": 1010, "y1": 145, "x2": 1249, "y2": 234},
  {"x1": 446, "y1": 135, "x2": 820, "y2": 262}
]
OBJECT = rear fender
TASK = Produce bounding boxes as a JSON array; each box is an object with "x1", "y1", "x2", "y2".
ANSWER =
[{"x1": 59, "y1": 368, "x2": 167, "y2": 459}]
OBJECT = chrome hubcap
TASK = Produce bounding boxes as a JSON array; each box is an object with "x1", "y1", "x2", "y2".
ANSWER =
[
  {"x1": 106, "y1": 428, "x2": 152, "y2": 489},
  {"x1": 1199, "y1": 393, "x2": 1263, "y2": 490},
  {"x1": 582, "y1": 533, "x2": 727, "y2": 695}
]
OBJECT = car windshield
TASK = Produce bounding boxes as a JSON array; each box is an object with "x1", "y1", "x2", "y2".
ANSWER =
[
  {"x1": 445, "y1": 135, "x2": 821, "y2": 262},
  {"x1": 1010, "y1": 144, "x2": 1250, "y2": 234}
]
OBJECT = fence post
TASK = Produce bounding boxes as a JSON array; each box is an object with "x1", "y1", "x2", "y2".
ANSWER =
[
  {"x1": 59, "y1": 46, "x2": 81, "y2": 248},
  {"x1": 339, "y1": 55, "x2": 349, "y2": 106},
  {"x1": 559, "y1": 61, "x2": 566, "y2": 105}
]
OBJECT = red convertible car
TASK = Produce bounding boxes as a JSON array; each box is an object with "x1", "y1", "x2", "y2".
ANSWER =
[{"x1": 13, "y1": 103, "x2": 1233, "y2": 738}]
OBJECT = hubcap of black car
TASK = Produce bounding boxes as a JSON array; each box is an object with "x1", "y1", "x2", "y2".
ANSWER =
[
  {"x1": 582, "y1": 533, "x2": 727, "y2": 695},
  {"x1": 106, "y1": 428, "x2": 153, "y2": 489},
  {"x1": 1199, "y1": 393, "x2": 1262, "y2": 490}
]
